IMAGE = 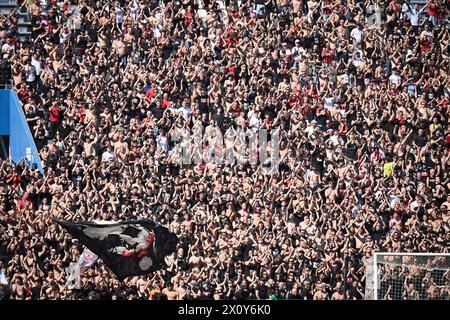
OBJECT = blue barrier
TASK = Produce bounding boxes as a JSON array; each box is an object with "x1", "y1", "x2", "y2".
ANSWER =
[
  {"x1": 0, "y1": 91, "x2": 9, "y2": 135},
  {"x1": 0, "y1": 90, "x2": 44, "y2": 173}
]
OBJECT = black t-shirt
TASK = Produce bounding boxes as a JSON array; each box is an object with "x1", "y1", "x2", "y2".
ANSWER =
[
  {"x1": 390, "y1": 279, "x2": 403, "y2": 300},
  {"x1": 151, "y1": 107, "x2": 165, "y2": 120},
  {"x1": 162, "y1": 43, "x2": 173, "y2": 60},
  {"x1": 299, "y1": 287, "x2": 313, "y2": 300},
  {"x1": 30, "y1": 285, "x2": 42, "y2": 300},
  {"x1": 234, "y1": 289, "x2": 249, "y2": 300},
  {"x1": 413, "y1": 134, "x2": 427, "y2": 148},
  {"x1": 345, "y1": 142, "x2": 358, "y2": 160},
  {"x1": 270, "y1": 58, "x2": 279, "y2": 74},
  {"x1": 240, "y1": 243, "x2": 252, "y2": 259},
  {"x1": 57, "y1": 124, "x2": 72, "y2": 140},
  {"x1": 311, "y1": 150, "x2": 324, "y2": 173},
  {"x1": 372, "y1": 227, "x2": 385, "y2": 242},
  {"x1": 80, "y1": 5, "x2": 89, "y2": 16},
  {"x1": 286, "y1": 292, "x2": 301, "y2": 299},
  {"x1": 140, "y1": 41, "x2": 151, "y2": 53},
  {"x1": 255, "y1": 285, "x2": 268, "y2": 299},
  {"x1": 0, "y1": 238, "x2": 8, "y2": 257},
  {"x1": 386, "y1": 19, "x2": 397, "y2": 36},
  {"x1": 212, "y1": 113, "x2": 225, "y2": 129},
  {"x1": 133, "y1": 27, "x2": 142, "y2": 41},
  {"x1": 198, "y1": 94, "x2": 208, "y2": 114}
]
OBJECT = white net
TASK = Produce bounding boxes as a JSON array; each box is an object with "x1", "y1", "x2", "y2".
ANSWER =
[
  {"x1": 363, "y1": 256, "x2": 375, "y2": 300},
  {"x1": 364, "y1": 253, "x2": 450, "y2": 300}
]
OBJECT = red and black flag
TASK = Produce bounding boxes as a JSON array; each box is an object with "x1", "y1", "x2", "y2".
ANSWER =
[{"x1": 55, "y1": 219, "x2": 178, "y2": 281}]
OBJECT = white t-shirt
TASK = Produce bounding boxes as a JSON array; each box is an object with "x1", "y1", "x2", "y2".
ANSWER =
[
  {"x1": 304, "y1": 125, "x2": 316, "y2": 137},
  {"x1": 420, "y1": 30, "x2": 432, "y2": 38},
  {"x1": 292, "y1": 46, "x2": 305, "y2": 59},
  {"x1": 1, "y1": 43, "x2": 14, "y2": 54},
  {"x1": 328, "y1": 134, "x2": 341, "y2": 146},
  {"x1": 0, "y1": 271, "x2": 8, "y2": 285},
  {"x1": 410, "y1": 200, "x2": 419, "y2": 211},
  {"x1": 130, "y1": 1, "x2": 139, "y2": 20},
  {"x1": 409, "y1": 7, "x2": 425, "y2": 26},
  {"x1": 352, "y1": 50, "x2": 363, "y2": 67},
  {"x1": 248, "y1": 111, "x2": 261, "y2": 128},
  {"x1": 247, "y1": 109, "x2": 256, "y2": 119},
  {"x1": 102, "y1": 150, "x2": 116, "y2": 162},
  {"x1": 115, "y1": 6, "x2": 124, "y2": 23},
  {"x1": 153, "y1": 26, "x2": 161, "y2": 39},
  {"x1": 324, "y1": 97, "x2": 334, "y2": 109},
  {"x1": 350, "y1": 27, "x2": 363, "y2": 43},
  {"x1": 181, "y1": 106, "x2": 190, "y2": 121},
  {"x1": 156, "y1": 136, "x2": 168, "y2": 150},
  {"x1": 26, "y1": 65, "x2": 36, "y2": 82},
  {"x1": 60, "y1": 31, "x2": 71, "y2": 44},
  {"x1": 31, "y1": 58, "x2": 42, "y2": 76},
  {"x1": 337, "y1": 73, "x2": 349, "y2": 85},
  {"x1": 389, "y1": 74, "x2": 401, "y2": 85},
  {"x1": 280, "y1": 48, "x2": 292, "y2": 58}
]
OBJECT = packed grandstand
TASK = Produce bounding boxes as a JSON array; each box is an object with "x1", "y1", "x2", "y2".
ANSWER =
[{"x1": 0, "y1": 0, "x2": 449, "y2": 300}]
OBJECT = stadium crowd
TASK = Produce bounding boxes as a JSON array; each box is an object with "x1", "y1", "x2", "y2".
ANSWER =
[{"x1": 1, "y1": 0, "x2": 450, "y2": 300}]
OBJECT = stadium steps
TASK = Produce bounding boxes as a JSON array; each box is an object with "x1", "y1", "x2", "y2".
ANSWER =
[
  {"x1": 0, "y1": 0, "x2": 32, "y2": 42},
  {"x1": 17, "y1": 7, "x2": 32, "y2": 42},
  {"x1": 0, "y1": 0, "x2": 16, "y2": 15}
]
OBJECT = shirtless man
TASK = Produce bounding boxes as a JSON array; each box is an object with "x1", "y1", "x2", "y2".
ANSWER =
[
  {"x1": 162, "y1": 282, "x2": 179, "y2": 300},
  {"x1": 331, "y1": 282, "x2": 345, "y2": 300},
  {"x1": 313, "y1": 284, "x2": 329, "y2": 300}
]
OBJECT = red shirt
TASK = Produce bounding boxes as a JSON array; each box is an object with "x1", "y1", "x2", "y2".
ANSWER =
[
  {"x1": 323, "y1": 0, "x2": 332, "y2": 14},
  {"x1": 420, "y1": 39, "x2": 430, "y2": 53},
  {"x1": 161, "y1": 99, "x2": 171, "y2": 108},
  {"x1": 321, "y1": 48, "x2": 334, "y2": 64},
  {"x1": 157, "y1": 37, "x2": 167, "y2": 47},
  {"x1": 49, "y1": 106, "x2": 60, "y2": 122},
  {"x1": 17, "y1": 89, "x2": 29, "y2": 103},
  {"x1": 9, "y1": 173, "x2": 21, "y2": 188},
  {"x1": 146, "y1": 89, "x2": 156, "y2": 101},
  {"x1": 428, "y1": 2, "x2": 439, "y2": 16},
  {"x1": 396, "y1": 117, "x2": 407, "y2": 129},
  {"x1": 391, "y1": 2, "x2": 402, "y2": 12},
  {"x1": 339, "y1": 121, "x2": 348, "y2": 134},
  {"x1": 79, "y1": 106, "x2": 86, "y2": 123},
  {"x1": 184, "y1": 10, "x2": 193, "y2": 26},
  {"x1": 18, "y1": 198, "x2": 31, "y2": 211}
]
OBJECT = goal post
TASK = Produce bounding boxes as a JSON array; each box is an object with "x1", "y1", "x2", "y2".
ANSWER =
[{"x1": 364, "y1": 253, "x2": 450, "y2": 300}]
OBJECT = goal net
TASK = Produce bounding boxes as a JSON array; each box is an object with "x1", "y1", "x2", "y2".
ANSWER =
[{"x1": 364, "y1": 253, "x2": 450, "y2": 300}]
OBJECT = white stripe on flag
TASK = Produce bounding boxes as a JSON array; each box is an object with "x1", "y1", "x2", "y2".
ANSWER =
[{"x1": 66, "y1": 248, "x2": 98, "y2": 289}]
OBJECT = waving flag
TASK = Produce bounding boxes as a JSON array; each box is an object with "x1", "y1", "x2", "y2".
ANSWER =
[
  {"x1": 55, "y1": 220, "x2": 178, "y2": 281},
  {"x1": 66, "y1": 248, "x2": 98, "y2": 289}
]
